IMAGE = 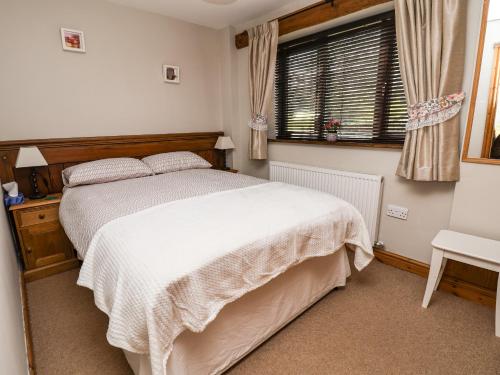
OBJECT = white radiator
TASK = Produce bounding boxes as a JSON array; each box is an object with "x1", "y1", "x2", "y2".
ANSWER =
[{"x1": 269, "y1": 161, "x2": 383, "y2": 244}]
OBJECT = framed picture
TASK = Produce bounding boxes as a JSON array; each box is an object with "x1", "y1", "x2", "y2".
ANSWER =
[
  {"x1": 60, "y1": 28, "x2": 85, "y2": 53},
  {"x1": 163, "y1": 65, "x2": 180, "y2": 84}
]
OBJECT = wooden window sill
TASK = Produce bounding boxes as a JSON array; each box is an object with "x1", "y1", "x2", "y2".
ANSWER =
[{"x1": 268, "y1": 138, "x2": 403, "y2": 150}]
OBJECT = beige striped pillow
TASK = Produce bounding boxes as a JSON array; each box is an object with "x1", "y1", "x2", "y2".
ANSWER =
[
  {"x1": 62, "y1": 158, "x2": 153, "y2": 187},
  {"x1": 142, "y1": 152, "x2": 212, "y2": 175}
]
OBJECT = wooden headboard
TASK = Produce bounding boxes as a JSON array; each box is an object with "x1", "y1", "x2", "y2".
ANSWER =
[{"x1": 0, "y1": 132, "x2": 225, "y2": 196}]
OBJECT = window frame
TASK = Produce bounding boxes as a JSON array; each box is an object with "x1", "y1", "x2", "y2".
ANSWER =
[{"x1": 273, "y1": 11, "x2": 407, "y2": 147}]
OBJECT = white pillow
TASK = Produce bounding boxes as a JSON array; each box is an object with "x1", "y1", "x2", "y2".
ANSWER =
[
  {"x1": 142, "y1": 151, "x2": 212, "y2": 175},
  {"x1": 62, "y1": 158, "x2": 153, "y2": 187}
]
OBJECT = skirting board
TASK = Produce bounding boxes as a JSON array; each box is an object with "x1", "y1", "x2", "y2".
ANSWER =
[
  {"x1": 20, "y1": 270, "x2": 36, "y2": 375},
  {"x1": 373, "y1": 248, "x2": 496, "y2": 308}
]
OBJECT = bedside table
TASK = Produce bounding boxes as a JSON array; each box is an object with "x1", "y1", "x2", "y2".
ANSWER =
[
  {"x1": 226, "y1": 169, "x2": 238, "y2": 173},
  {"x1": 9, "y1": 194, "x2": 79, "y2": 282}
]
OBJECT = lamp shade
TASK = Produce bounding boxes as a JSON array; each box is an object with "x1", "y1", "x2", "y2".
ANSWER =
[
  {"x1": 214, "y1": 136, "x2": 235, "y2": 150},
  {"x1": 15, "y1": 146, "x2": 48, "y2": 168}
]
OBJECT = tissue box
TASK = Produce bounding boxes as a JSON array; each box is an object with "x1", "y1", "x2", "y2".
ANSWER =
[{"x1": 4, "y1": 193, "x2": 24, "y2": 207}]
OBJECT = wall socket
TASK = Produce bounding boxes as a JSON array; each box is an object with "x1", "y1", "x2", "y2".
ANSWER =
[{"x1": 387, "y1": 204, "x2": 408, "y2": 220}]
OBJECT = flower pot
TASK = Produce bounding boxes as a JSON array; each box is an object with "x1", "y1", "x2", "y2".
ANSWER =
[{"x1": 326, "y1": 133, "x2": 337, "y2": 142}]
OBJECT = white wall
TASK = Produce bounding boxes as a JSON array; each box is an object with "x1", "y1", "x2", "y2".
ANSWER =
[
  {"x1": 218, "y1": 26, "x2": 240, "y2": 169},
  {"x1": 0, "y1": 181, "x2": 29, "y2": 375},
  {"x1": 225, "y1": 0, "x2": 483, "y2": 264},
  {"x1": 0, "y1": 0, "x2": 223, "y2": 141},
  {"x1": 450, "y1": 162, "x2": 500, "y2": 241}
]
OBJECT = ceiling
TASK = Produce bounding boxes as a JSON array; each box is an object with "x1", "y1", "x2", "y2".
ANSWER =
[{"x1": 106, "y1": 0, "x2": 297, "y2": 29}]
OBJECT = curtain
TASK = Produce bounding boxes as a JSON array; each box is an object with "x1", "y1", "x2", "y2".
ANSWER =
[
  {"x1": 248, "y1": 20, "x2": 279, "y2": 160},
  {"x1": 395, "y1": 0, "x2": 466, "y2": 181}
]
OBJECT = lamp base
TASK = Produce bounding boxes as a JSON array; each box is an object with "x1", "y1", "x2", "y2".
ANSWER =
[
  {"x1": 29, "y1": 192, "x2": 46, "y2": 200},
  {"x1": 29, "y1": 167, "x2": 46, "y2": 200}
]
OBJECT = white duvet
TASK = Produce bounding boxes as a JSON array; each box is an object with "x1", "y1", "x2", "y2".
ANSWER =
[{"x1": 77, "y1": 182, "x2": 373, "y2": 375}]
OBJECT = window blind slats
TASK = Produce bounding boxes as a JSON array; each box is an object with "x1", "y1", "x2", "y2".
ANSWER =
[{"x1": 275, "y1": 11, "x2": 408, "y2": 143}]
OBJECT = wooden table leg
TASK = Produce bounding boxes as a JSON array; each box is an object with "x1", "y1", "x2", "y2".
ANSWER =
[{"x1": 422, "y1": 248, "x2": 444, "y2": 308}]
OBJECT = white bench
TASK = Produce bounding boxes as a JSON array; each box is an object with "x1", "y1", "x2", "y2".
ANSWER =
[{"x1": 422, "y1": 230, "x2": 500, "y2": 336}]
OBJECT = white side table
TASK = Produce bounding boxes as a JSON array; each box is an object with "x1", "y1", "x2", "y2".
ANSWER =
[{"x1": 422, "y1": 230, "x2": 500, "y2": 336}]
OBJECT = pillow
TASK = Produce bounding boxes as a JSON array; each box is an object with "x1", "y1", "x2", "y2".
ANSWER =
[
  {"x1": 142, "y1": 151, "x2": 212, "y2": 174},
  {"x1": 62, "y1": 157, "x2": 153, "y2": 187}
]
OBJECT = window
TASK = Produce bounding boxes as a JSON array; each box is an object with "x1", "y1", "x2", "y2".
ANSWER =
[{"x1": 275, "y1": 11, "x2": 407, "y2": 144}]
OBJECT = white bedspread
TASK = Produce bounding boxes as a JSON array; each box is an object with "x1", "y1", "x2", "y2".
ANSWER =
[{"x1": 77, "y1": 182, "x2": 373, "y2": 375}]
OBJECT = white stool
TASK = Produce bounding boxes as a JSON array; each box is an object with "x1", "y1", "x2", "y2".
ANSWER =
[{"x1": 422, "y1": 230, "x2": 500, "y2": 337}]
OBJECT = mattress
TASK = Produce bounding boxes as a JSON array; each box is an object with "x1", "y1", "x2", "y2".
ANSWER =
[{"x1": 60, "y1": 169, "x2": 266, "y2": 257}]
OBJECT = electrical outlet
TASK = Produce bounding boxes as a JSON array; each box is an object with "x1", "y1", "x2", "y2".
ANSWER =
[{"x1": 387, "y1": 204, "x2": 408, "y2": 220}]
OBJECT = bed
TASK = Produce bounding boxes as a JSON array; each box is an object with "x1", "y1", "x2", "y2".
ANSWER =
[
  {"x1": 59, "y1": 167, "x2": 373, "y2": 375},
  {"x1": 0, "y1": 133, "x2": 373, "y2": 375}
]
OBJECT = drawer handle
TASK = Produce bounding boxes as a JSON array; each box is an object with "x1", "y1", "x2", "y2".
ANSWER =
[
  {"x1": 27, "y1": 247, "x2": 33, "y2": 255},
  {"x1": 38, "y1": 214, "x2": 46, "y2": 220}
]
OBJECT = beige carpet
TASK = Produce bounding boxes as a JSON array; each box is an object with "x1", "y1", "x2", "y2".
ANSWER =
[{"x1": 27, "y1": 258, "x2": 500, "y2": 375}]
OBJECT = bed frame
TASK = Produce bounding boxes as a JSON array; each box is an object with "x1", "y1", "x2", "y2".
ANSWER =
[{"x1": 0, "y1": 132, "x2": 225, "y2": 196}]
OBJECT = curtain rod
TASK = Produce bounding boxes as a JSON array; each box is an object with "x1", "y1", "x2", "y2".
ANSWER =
[
  {"x1": 274, "y1": 1, "x2": 332, "y2": 22},
  {"x1": 234, "y1": 0, "x2": 391, "y2": 49}
]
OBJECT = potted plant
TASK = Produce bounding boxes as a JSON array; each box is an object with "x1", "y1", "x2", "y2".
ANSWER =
[{"x1": 324, "y1": 118, "x2": 341, "y2": 142}]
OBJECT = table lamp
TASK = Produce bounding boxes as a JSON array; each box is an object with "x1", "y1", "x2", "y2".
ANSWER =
[
  {"x1": 15, "y1": 146, "x2": 48, "y2": 199},
  {"x1": 214, "y1": 136, "x2": 235, "y2": 170}
]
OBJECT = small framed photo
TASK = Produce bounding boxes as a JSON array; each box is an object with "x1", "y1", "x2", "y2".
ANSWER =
[
  {"x1": 163, "y1": 65, "x2": 180, "y2": 84},
  {"x1": 60, "y1": 28, "x2": 85, "y2": 53}
]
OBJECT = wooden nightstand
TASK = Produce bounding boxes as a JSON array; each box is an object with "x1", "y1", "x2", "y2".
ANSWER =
[
  {"x1": 227, "y1": 169, "x2": 238, "y2": 173},
  {"x1": 9, "y1": 194, "x2": 79, "y2": 282}
]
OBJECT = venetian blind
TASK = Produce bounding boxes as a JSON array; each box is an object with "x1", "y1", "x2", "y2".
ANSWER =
[{"x1": 275, "y1": 11, "x2": 407, "y2": 143}]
